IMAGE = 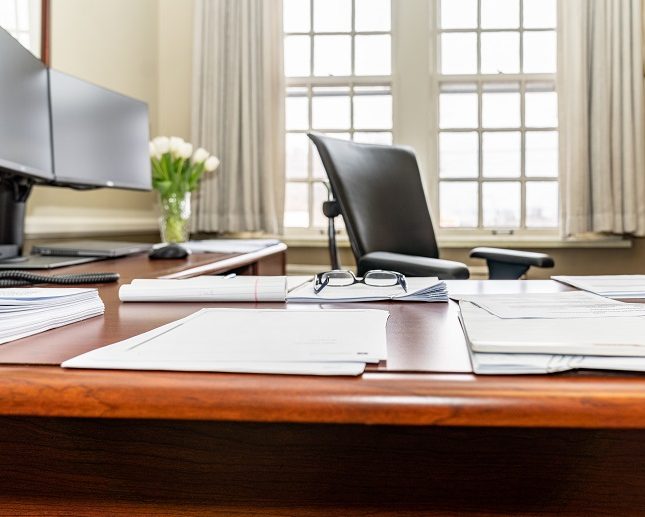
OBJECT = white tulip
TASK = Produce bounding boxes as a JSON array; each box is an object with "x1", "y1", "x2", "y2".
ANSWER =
[
  {"x1": 192, "y1": 147, "x2": 209, "y2": 164},
  {"x1": 152, "y1": 136, "x2": 170, "y2": 154},
  {"x1": 149, "y1": 142, "x2": 161, "y2": 159},
  {"x1": 204, "y1": 156, "x2": 220, "y2": 172},
  {"x1": 179, "y1": 142, "x2": 193, "y2": 159},
  {"x1": 169, "y1": 136, "x2": 185, "y2": 157}
]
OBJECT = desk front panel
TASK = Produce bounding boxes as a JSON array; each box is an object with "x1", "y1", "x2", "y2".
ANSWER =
[{"x1": 0, "y1": 416, "x2": 642, "y2": 515}]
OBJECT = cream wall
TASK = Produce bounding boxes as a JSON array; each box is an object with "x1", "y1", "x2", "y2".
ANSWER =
[
  {"x1": 25, "y1": 0, "x2": 195, "y2": 238},
  {"x1": 158, "y1": 0, "x2": 194, "y2": 139}
]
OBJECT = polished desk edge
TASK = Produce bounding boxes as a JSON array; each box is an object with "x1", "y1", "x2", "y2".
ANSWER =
[
  {"x1": 159, "y1": 243, "x2": 287, "y2": 279},
  {"x1": 1, "y1": 366, "x2": 645, "y2": 428}
]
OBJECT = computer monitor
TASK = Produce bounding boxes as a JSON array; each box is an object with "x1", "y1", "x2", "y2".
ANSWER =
[
  {"x1": 0, "y1": 27, "x2": 151, "y2": 260},
  {"x1": 0, "y1": 29, "x2": 53, "y2": 181},
  {"x1": 49, "y1": 69, "x2": 151, "y2": 190}
]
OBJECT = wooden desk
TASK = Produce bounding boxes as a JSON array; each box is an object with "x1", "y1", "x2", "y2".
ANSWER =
[{"x1": 0, "y1": 274, "x2": 644, "y2": 515}]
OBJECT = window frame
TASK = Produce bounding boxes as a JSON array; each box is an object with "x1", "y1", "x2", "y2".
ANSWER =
[
  {"x1": 282, "y1": 0, "x2": 560, "y2": 241},
  {"x1": 283, "y1": 0, "x2": 394, "y2": 237},
  {"x1": 430, "y1": 0, "x2": 560, "y2": 239}
]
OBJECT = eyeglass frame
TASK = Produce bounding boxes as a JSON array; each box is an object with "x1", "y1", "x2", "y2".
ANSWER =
[{"x1": 313, "y1": 269, "x2": 407, "y2": 294}]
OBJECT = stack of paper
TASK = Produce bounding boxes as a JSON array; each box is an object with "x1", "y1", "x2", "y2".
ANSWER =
[
  {"x1": 458, "y1": 291, "x2": 645, "y2": 374},
  {"x1": 119, "y1": 276, "x2": 288, "y2": 302},
  {"x1": 287, "y1": 277, "x2": 448, "y2": 303},
  {"x1": 185, "y1": 239, "x2": 281, "y2": 254},
  {"x1": 0, "y1": 288, "x2": 104, "y2": 344},
  {"x1": 63, "y1": 308, "x2": 389, "y2": 376},
  {"x1": 552, "y1": 275, "x2": 645, "y2": 299}
]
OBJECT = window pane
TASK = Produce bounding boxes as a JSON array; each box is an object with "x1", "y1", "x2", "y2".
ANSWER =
[
  {"x1": 284, "y1": 35, "x2": 311, "y2": 77},
  {"x1": 313, "y1": 0, "x2": 351, "y2": 32},
  {"x1": 314, "y1": 35, "x2": 351, "y2": 77},
  {"x1": 441, "y1": 33, "x2": 477, "y2": 75},
  {"x1": 17, "y1": 32, "x2": 29, "y2": 49},
  {"x1": 482, "y1": 182, "x2": 520, "y2": 227},
  {"x1": 355, "y1": 35, "x2": 391, "y2": 76},
  {"x1": 481, "y1": 0, "x2": 519, "y2": 29},
  {"x1": 285, "y1": 96, "x2": 309, "y2": 130},
  {"x1": 525, "y1": 91, "x2": 557, "y2": 128},
  {"x1": 355, "y1": 0, "x2": 390, "y2": 31},
  {"x1": 312, "y1": 92, "x2": 351, "y2": 129},
  {"x1": 0, "y1": 0, "x2": 17, "y2": 28},
  {"x1": 439, "y1": 87, "x2": 478, "y2": 129},
  {"x1": 439, "y1": 132, "x2": 478, "y2": 178},
  {"x1": 312, "y1": 145, "x2": 326, "y2": 179},
  {"x1": 440, "y1": 182, "x2": 478, "y2": 227},
  {"x1": 481, "y1": 32, "x2": 519, "y2": 74},
  {"x1": 313, "y1": 181, "x2": 332, "y2": 227},
  {"x1": 482, "y1": 131, "x2": 520, "y2": 177},
  {"x1": 526, "y1": 181, "x2": 559, "y2": 227},
  {"x1": 440, "y1": 0, "x2": 477, "y2": 29},
  {"x1": 285, "y1": 183, "x2": 310, "y2": 227},
  {"x1": 283, "y1": 0, "x2": 310, "y2": 32},
  {"x1": 16, "y1": 0, "x2": 29, "y2": 31},
  {"x1": 523, "y1": 31, "x2": 556, "y2": 73},
  {"x1": 482, "y1": 84, "x2": 520, "y2": 128},
  {"x1": 353, "y1": 94, "x2": 392, "y2": 129},
  {"x1": 526, "y1": 131, "x2": 558, "y2": 177},
  {"x1": 523, "y1": 0, "x2": 556, "y2": 29},
  {"x1": 353, "y1": 132, "x2": 392, "y2": 144},
  {"x1": 286, "y1": 133, "x2": 309, "y2": 179}
]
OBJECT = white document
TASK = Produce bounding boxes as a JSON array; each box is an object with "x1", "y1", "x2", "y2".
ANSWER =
[
  {"x1": 0, "y1": 288, "x2": 104, "y2": 344},
  {"x1": 62, "y1": 308, "x2": 389, "y2": 376},
  {"x1": 185, "y1": 239, "x2": 281, "y2": 254},
  {"x1": 287, "y1": 277, "x2": 448, "y2": 303},
  {"x1": 459, "y1": 291, "x2": 645, "y2": 319},
  {"x1": 552, "y1": 275, "x2": 645, "y2": 299},
  {"x1": 470, "y1": 350, "x2": 645, "y2": 375},
  {"x1": 459, "y1": 300, "x2": 645, "y2": 357},
  {"x1": 119, "y1": 276, "x2": 287, "y2": 302}
]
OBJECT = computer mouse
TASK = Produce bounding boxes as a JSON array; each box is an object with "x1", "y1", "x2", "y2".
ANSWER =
[{"x1": 148, "y1": 244, "x2": 190, "y2": 260}]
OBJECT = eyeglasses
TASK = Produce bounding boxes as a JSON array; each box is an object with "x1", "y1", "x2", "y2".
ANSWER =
[{"x1": 314, "y1": 269, "x2": 407, "y2": 294}]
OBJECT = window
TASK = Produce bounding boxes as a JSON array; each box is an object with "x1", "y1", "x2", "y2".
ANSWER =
[
  {"x1": 282, "y1": 0, "x2": 558, "y2": 237},
  {"x1": 0, "y1": 0, "x2": 41, "y2": 57},
  {"x1": 436, "y1": 0, "x2": 558, "y2": 233},
  {"x1": 283, "y1": 0, "x2": 393, "y2": 230}
]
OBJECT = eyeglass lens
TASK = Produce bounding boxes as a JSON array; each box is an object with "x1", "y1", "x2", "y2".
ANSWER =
[
  {"x1": 322, "y1": 271, "x2": 356, "y2": 286},
  {"x1": 363, "y1": 271, "x2": 399, "y2": 286}
]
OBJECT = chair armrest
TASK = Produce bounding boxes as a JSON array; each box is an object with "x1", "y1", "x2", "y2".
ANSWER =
[
  {"x1": 358, "y1": 251, "x2": 470, "y2": 280},
  {"x1": 469, "y1": 247, "x2": 554, "y2": 268}
]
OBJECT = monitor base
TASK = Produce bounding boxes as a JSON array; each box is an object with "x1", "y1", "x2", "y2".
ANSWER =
[{"x1": 0, "y1": 255, "x2": 100, "y2": 269}]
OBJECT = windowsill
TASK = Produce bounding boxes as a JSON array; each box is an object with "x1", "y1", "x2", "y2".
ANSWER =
[{"x1": 281, "y1": 233, "x2": 633, "y2": 249}]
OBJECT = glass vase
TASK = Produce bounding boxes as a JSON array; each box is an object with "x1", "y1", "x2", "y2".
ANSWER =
[{"x1": 159, "y1": 192, "x2": 191, "y2": 244}]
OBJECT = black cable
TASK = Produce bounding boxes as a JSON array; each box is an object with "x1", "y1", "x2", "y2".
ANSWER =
[{"x1": 0, "y1": 271, "x2": 120, "y2": 288}]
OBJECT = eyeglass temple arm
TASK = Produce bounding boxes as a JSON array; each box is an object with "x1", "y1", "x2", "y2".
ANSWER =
[{"x1": 322, "y1": 199, "x2": 341, "y2": 270}]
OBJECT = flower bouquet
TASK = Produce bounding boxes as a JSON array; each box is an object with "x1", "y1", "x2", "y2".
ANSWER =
[{"x1": 149, "y1": 136, "x2": 219, "y2": 243}]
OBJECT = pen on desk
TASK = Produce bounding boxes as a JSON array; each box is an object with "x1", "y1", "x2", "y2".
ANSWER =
[{"x1": 225, "y1": 273, "x2": 236, "y2": 279}]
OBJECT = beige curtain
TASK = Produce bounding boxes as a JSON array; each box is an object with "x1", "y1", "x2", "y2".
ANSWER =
[
  {"x1": 559, "y1": 0, "x2": 645, "y2": 237},
  {"x1": 191, "y1": 0, "x2": 285, "y2": 234}
]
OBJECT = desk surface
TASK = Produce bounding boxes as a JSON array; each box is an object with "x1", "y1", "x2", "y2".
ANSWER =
[{"x1": 1, "y1": 252, "x2": 645, "y2": 429}]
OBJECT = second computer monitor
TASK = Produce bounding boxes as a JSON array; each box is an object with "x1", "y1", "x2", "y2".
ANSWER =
[
  {"x1": 49, "y1": 69, "x2": 151, "y2": 190},
  {"x1": 0, "y1": 29, "x2": 53, "y2": 181}
]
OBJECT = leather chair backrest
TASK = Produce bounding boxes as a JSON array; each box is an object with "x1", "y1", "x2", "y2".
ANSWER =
[{"x1": 308, "y1": 133, "x2": 440, "y2": 261}]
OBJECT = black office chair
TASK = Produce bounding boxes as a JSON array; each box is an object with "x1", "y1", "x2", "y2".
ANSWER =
[{"x1": 308, "y1": 133, "x2": 554, "y2": 280}]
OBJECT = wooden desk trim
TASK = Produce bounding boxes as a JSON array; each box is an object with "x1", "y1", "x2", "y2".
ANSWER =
[
  {"x1": 2, "y1": 366, "x2": 645, "y2": 428},
  {"x1": 159, "y1": 243, "x2": 287, "y2": 279}
]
